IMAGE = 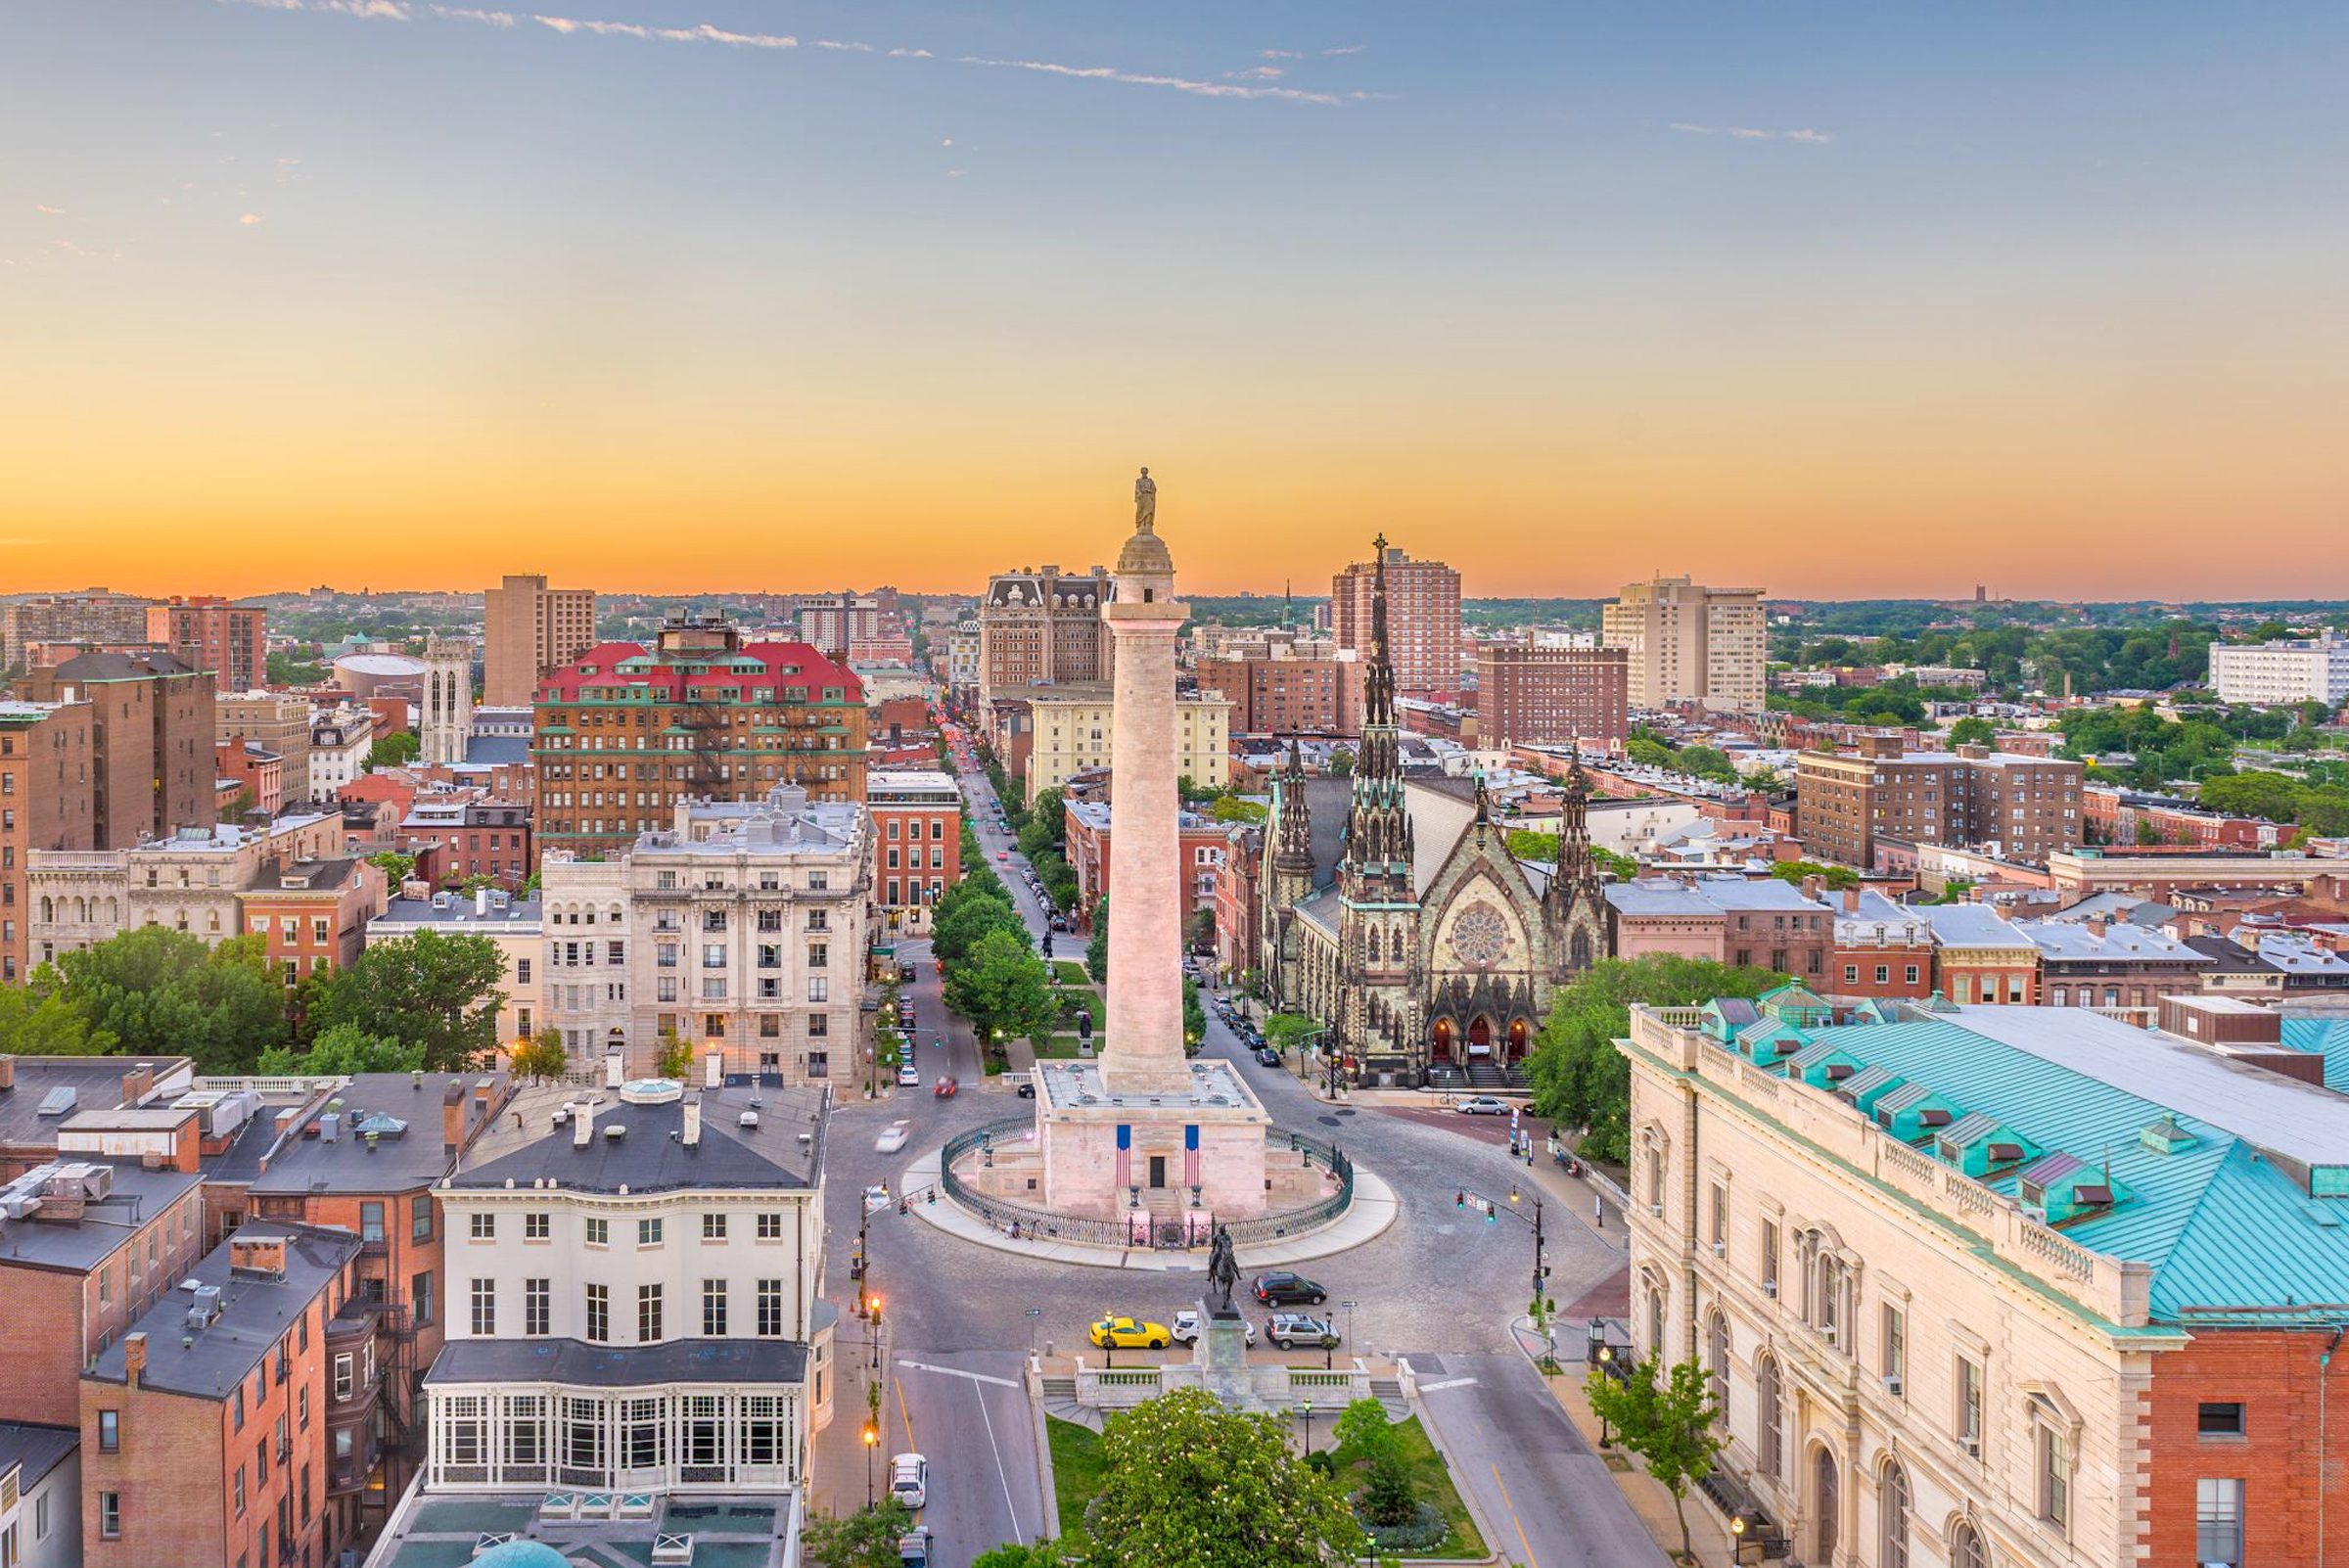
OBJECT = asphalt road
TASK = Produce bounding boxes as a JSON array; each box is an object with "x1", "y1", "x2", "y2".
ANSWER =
[
  {"x1": 808, "y1": 744, "x2": 1654, "y2": 1568},
  {"x1": 1410, "y1": 1353, "x2": 1671, "y2": 1568}
]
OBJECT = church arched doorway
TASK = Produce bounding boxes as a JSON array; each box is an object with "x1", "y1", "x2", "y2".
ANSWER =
[
  {"x1": 1430, "y1": 1019, "x2": 1454, "y2": 1061},
  {"x1": 1506, "y1": 1018, "x2": 1530, "y2": 1061},
  {"x1": 1467, "y1": 1016, "x2": 1494, "y2": 1058}
]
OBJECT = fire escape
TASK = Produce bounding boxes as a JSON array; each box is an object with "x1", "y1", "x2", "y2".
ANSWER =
[{"x1": 681, "y1": 686, "x2": 729, "y2": 797}]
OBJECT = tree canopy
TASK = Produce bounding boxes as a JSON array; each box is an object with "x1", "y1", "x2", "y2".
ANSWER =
[
  {"x1": 306, "y1": 928, "x2": 508, "y2": 1070},
  {"x1": 1945, "y1": 715, "x2": 1998, "y2": 747},
  {"x1": 256, "y1": 1021, "x2": 423, "y2": 1077},
  {"x1": 0, "y1": 983, "x2": 117, "y2": 1057},
  {"x1": 799, "y1": 1499, "x2": 915, "y2": 1568},
  {"x1": 944, "y1": 928, "x2": 1058, "y2": 1052},
  {"x1": 1082, "y1": 1387, "x2": 1366, "y2": 1568},
  {"x1": 1526, "y1": 957, "x2": 1785, "y2": 1162},
  {"x1": 1587, "y1": 1356, "x2": 1726, "y2": 1563},
  {"x1": 47, "y1": 928, "x2": 291, "y2": 1072}
]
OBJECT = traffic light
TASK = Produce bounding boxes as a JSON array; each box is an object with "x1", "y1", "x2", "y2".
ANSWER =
[
  {"x1": 1485, "y1": 1207, "x2": 1497, "y2": 1225},
  {"x1": 1456, "y1": 1190, "x2": 1465, "y2": 1209}
]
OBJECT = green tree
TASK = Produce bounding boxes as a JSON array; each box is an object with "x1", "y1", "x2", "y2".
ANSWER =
[
  {"x1": 1329, "y1": 1398, "x2": 1415, "y2": 1527},
  {"x1": 1086, "y1": 899, "x2": 1111, "y2": 984},
  {"x1": 1672, "y1": 744, "x2": 1738, "y2": 783},
  {"x1": 1328, "y1": 749, "x2": 1356, "y2": 778},
  {"x1": 1183, "y1": 975, "x2": 1207, "y2": 1054},
  {"x1": 2197, "y1": 769, "x2": 2307, "y2": 822},
  {"x1": 367, "y1": 850, "x2": 418, "y2": 886},
  {"x1": 1587, "y1": 1356, "x2": 1726, "y2": 1564},
  {"x1": 656, "y1": 1032, "x2": 694, "y2": 1081},
  {"x1": 50, "y1": 928, "x2": 292, "y2": 1072},
  {"x1": 1625, "y1": 737, "x2": 1675, "y2": 769},
  {"x1": 1766, "y1": 859, "x2": 1860, "y2": 892},
  {"x1": 1082, "y1": 1386, "x2": 1366, "y2": 1568},
  {"x1": 934, "y1": 887, "x2": 1028, "y2": 970},
  {"x1": 363, "y1": 730, "x2": 421, "y2": 770},
  {"x1": 799, "y1": 1499, "x2": 915, "y2": 1568},
  {"x1": 1526, "y1": 957, "x2": 1784, "y2": 1163},
  {"x1": 1210, "y1": 795, "x2": 1267, "y2": 824},
  {"x1": 305, "y1": 928, "x2": 507, "y2": 1071},
  {"x1": 1593, "y1": 846, "x2": 1639, "y2": 880},
  {"x1": 255, "y1": 1021, "x2": 424, "y2": 1077},
  {"x1": 945, "y1": 929, "x2": 1058, "y2": 1052},
  {"x1": 1262, "y1": 1013, "x2": 1322, "y2": 1054},
  {"x1": 1946, "y1": 715, "x2": 1998, "y2": 748},
  {"x1": 266, "y1": 651, "x2": 326, "y2": 686},
  {"x1": 0, "y1": 981, "x2": 117, "y2": 1056},
  {"x1": 1504, "y1": 828, "x2": 1556, "y2": 860},
  {"x1": 969, "y1": 1545, "x2": 1062, "y2": 1568},
  {"x1": 510, "y1": 1028, "x2": 571, "y2": 1082}
]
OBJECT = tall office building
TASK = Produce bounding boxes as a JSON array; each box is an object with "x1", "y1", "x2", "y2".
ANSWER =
[
  {"x1": 1472, "y1": 643, "x2": 1630, "y2": 748},
  {"x1": 978, "y1": 564, "x2": 1113, "y2": 703},
  {"x1": 531, "y1": 614, "x2": 868, "y2": 859},
  {"x1": 146, "y1": 596, "x2": 265, "y2": 692},
  {"x1": 1601, "y1": 574, "x2": 1768, "y2": 714},
  {"x1": 483, "y1": 574, "x2": 597, "y2": 707},
  {"x1": 1331, "y1": 542, "x2": 1460, "y2": 700}
]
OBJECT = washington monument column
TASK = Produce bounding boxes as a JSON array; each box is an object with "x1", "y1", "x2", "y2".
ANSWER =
[{"x1": 1098, "y1": 467, "x2": 1195, "y2": 1096}]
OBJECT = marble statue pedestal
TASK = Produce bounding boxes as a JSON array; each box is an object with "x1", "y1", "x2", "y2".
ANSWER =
[
  {"x1": 1031, "y1": 1057, "x2": 1271, "y2": 1221},
  {"x1": 1194, "y1": 1302, "x2": 1257, "y2": 1408}
]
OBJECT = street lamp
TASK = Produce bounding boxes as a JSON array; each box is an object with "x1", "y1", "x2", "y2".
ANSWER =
[
  {"x1": 1593, "y1": 1344, "x2": 1615, "y2": 1449},
  {"x1": 1729, "y1": 1511, "x2": 1761, "y2": 1566},
  {"x1": 861, "y1": 1419, "x2": 879, "y2": 1508},
  {"x1": 868, "y1": 1294, "x2": 885, "y2": 1370},
  {"x1": 1026, "y1": 1305, "x2": 1043, "y2": 1361},
  {"x1": 1509, "y1": 1184, "x2": 1549, "y2": 1325},
  {"x1": 1296, "y1": 1399, "x2": 1315, "y2": 1454}
]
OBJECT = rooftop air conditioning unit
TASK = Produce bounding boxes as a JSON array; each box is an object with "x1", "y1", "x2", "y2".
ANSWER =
[
  {"x1": 1762, "y1": 1279, "x2": 1777, "y2": 1298},
  {"x1": 1711, "y1": 1241, "x2": 1727, "y2": 1258},
  {"x1": 603, "y1": 1125, "x2": 625, "y2": 1140}
]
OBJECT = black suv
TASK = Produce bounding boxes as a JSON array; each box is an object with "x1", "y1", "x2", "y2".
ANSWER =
[{"x1": 1252, "y1": 1271, "x2": 1328, "y2": 1307}]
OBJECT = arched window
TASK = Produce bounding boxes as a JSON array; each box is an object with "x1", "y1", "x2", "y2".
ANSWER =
[
  {"x1": 1756, "y1": 1355, "x2": 1783, "y2": 1478},
  {"x1": 1570, "y1": 930, "x2": 1593, "y2": 970},
  {"x1": 1879, "y1": 1458, "x2": 1911, "y2": 1568},
  {"x1": 1706, "y1": 1309, "x2": 1729, "y2": 1411},
  {"x1": 1950, "y1": 1520, "x2": 1987, "y2": 1568},
  {"x1": 38, "y1": 897, "x2": 52, "y2": 923},
  {"x1": 1645, "y1": 1276, "x2": 1667, "y2": 1360}
]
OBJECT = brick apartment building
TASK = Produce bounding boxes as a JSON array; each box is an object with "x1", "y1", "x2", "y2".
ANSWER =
[
  {"x1": 217, "y1": 739, "x2": 286, "y2": 815},
  {"x1": 1796, "y1": 734, "x2": 2084, "y2": 868},
  {"x1": 80, "y1": 1223, "x2": 364, "y2": 1568},
  {"x1": 1920, "y1": 902, "x2": 2043, "y2": 1004},
  {"x1": 869, "y1": 768, "x2": 962, "y2": 933},
  {"x1": 1065, "y1": 798, "x2": 1226, "y2": 932},
  {"x1": 146, "y1": 596, "x2": 265, "y2": 693},
  {"x1": 482, "y1": 574, "x2": 597, "y2": 709},
  {"x1": 978, "y1": 564, "x2": 1113, "y2": 703},
  {"x1": 530, "y1": 615, "x2": 869, "y2": 859},
  {"x1": 1825, "y1": 886, "x2": 1935, "y2": 999},
  {"x1": 1471, "y1": 643, "x2": 1630, "y2": 749},
  {"x1": 20, "y1": 650, "x2": 217, "y2": 853},
  {"x1": 1, "y1": 592, "x2": 154, "y2": 672},
  {"x1": 0, "y1": 699, "x2": 95, "y2": 983},
  {"x1": 2015, "y1": 914, "x2": 2213, "y2": 1010},
  {"x1": 239, "y1": 856, "x2": 388, "y2": 984},
  {"x1": 218, "y1": 690, "x2": 316, "y2": 798},
  {"x1": 398, "y1": 797, "x2": 531, "y2": 887},
  {"x1": 0, "y1": 1153, "x2": 207, "y2": 1428},
  {"x1": 1332, "y1": 542, "x2": 1460, "y2": 700},
  {"x1": 1195, "y1": 652, "x2": 1365, "y2": 736}
]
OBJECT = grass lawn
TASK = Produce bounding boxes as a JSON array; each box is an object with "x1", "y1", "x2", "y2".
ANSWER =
[
  {"x1": 1055, "y1": 989, "x2": 1102, "y2": 1028},
  {"x1": 1045, "y1": 1417, "x2": 1107, "y2": 1540},
  {"x1": 1052, "y1": 960, "x2": 1093, "y2": 986},
  {"x1": 1035, "y1": 1034, "x2": 1094, "y2": 1060},
  {"x1": 1336, "y1": 1415, "x2": 1487, "y2": 1560}
]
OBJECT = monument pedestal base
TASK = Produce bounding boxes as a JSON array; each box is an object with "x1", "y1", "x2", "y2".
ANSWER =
[
  {"x1": 1194, "y1": 1305, "x2": 1255, "y2": 1407},
  {"x1": 1032, "y1": 1057, "x2": 1270, "y2": 1220}
]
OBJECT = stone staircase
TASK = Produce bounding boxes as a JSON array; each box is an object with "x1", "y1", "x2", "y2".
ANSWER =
[
  {"x1": 1464, "y1": 1059, "x2": 1526, "y2": 1090},
  {"x1": 1369, "y1": 1376, "x2": 1409, "y2": 1421}
]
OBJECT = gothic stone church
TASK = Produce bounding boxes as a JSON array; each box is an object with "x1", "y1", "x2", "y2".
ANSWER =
[{"x1": 1255, "y1": 541, "x2": 1610, "y2": 1084}]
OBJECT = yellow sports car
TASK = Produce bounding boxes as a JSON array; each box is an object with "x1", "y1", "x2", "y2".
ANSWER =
[{"x1": 1088, "y1": 1314, "x2": 1172, "y2": 1350}]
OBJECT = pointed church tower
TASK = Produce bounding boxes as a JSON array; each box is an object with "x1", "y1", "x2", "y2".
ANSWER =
[
  {"x1": 1332, "y1": 536, "x2": 1421, "y2": 1074},
  {"x1": 1543, "y1": 749, "x2": 1609, "y2": 977},
  {"x1": 1261, "y1": 739, "x2": 1318, "y2": 1003}
]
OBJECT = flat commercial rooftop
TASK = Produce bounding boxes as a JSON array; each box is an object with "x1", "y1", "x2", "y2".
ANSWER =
[{"x1": 370, "y1": 1492, "x2": 798, "y2": 1568}]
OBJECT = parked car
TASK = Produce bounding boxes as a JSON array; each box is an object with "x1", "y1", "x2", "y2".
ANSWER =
[
  {"x1": 897, "y1": 1063, "x2": 921, "y2": 1087},
  {"x1": 1252, "y1": 1271, "x2": 1328, "y2": 1307},
  {"x1": 1049, "y1": 914, "x2": 1069, "y2": 933},
  {"x1": 889, "y1": 1453, "x2": 929, "y2": 1511},
  {"x1": 1171, "y1": 1310, "x2": 1257, "y2": 1346},
  {"x1": 1267, "y1": 1314, "x2": 1341, "y2": 1350},
  {"x1": 1088, "y1": 1315, "x2": 1172, "y2": 1349},
  {"x1": 898, "y1": 1526, "x2": 934, "y2": 1567},
  {"x1": 1255, "y1": 1047, "x2": 1280, "y2": 1067},
  {"x1": 1016, "y1": 1079, "x2": 1036, "y2": 1099},
  {"x1": 874, "y1": 1120, "x2": 912, "y2": 1154},
  {"x1": 1454, "y1": 1095, "x2": 1511, "y2": 1116}
]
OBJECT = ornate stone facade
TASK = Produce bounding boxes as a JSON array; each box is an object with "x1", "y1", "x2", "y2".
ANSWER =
[{"x1": 1258, "y1": 540, "x2": 1610, "y2": 1082}]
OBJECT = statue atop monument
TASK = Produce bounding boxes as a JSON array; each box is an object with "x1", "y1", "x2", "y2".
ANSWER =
[{"x1": 1134, "y1": 466, "x2": 1157, "y2": 531}]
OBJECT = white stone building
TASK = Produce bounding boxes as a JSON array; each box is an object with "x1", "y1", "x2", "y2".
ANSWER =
[
  {"x1": 419, "y1": 638, "x2": 475, "y2": 767},
  {"x1": 538, "y1": 787, "x2": 872, "y2": 1082},
  {"x1": 2207, "y1": 631, "x2": 2349, "y2": 709},
  {"x1": 24, "y1": 812, "x2": 344, "y2": 965},
  {"x1": 309, "y1": 704, "x2": 378, "y2": 797},
  {"x1": 416, "y1": 1070, "x2": 831, "y2": 1518}
]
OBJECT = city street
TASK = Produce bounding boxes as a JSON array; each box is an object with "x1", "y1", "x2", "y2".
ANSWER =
[{"x1": 809, "y1": 745, "x2": 1652, "y2": 1567}]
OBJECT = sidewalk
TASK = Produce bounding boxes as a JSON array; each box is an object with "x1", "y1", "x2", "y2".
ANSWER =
[
  {"x1": 896, "y1": 1145, "x2": 1401, "y2": 1271},
  {"x1": 1518, "y1": 1320, "x2": 1740, "y2": 1568}
]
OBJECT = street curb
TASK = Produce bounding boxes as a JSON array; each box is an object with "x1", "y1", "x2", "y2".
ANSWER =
[
  {"x1": 897, "y1": 1147, "x2": 1402, "y2": 1271},
  {"x1": 1404, "y1": 1381, "x2": 1509, "y2": 1568},
  {"x1": 1026, "y1": 1360, "x2": 1063, "y2": 1542}
]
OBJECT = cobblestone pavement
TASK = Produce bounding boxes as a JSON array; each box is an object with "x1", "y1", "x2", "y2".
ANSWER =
[{"x1": 809, "y1": 759, "x2": 1642, "y2": 1562}]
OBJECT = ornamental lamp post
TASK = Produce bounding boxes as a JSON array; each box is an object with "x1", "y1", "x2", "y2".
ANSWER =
[
  {"x1": 861, "y1": 1419, "x2": 879, "y2": 1508},
  {"x1": 1594, "y1": 1344, "x2": 1615, "y2": 1448}
]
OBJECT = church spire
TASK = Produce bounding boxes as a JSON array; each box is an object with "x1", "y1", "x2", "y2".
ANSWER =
[
  {"x1": 1273, "y1": 738, "x2": 1315, "y2": 874},
  {"x1": 1340, "y1": 534, "x2": 1411, "y2": 888}
]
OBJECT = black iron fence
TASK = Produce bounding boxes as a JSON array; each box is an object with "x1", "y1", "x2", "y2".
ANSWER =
[{"x1": 933, "y1": 1120, "x2": 1355, "y2": 1251}]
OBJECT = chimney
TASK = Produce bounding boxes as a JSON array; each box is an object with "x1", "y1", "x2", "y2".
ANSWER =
[
  {"x1": 683, "y1": 1092, "x2": 703, "y2": 1150},
  {"x1": 605, "y1": 1054, "x2": 624, "y2": 1089},
  {"x1": 705, "y1": 1050, "x2": 723, "y2": 1090},
  {"x1": 124, "y1": 1331, "x2": 147, "y2": 1389},
  {"x1": 0, "y1": 1056, "x2": 14, "y2": 1091},
  {"x1": 120, "y1": 1066, "x2": 154, "y2": 1106},
  {"x1": 1801, "y1": 874, "x2": 1823, "y2": 903},
  {"x1": 443, "y1": 1083, "x2": 466, "y2": 1151},
  {"x1": 2087, "y1": 914, "x2": 2110, "y2": 940},
  {"x1": 574, "y1": 1098, "x2": 594, "y2": 1148},
  {"x1": 475, "y1": 889, "x2": 490, "y2": 916},
  {"x1": 229, "y1": 1235, "x2": 288, "y2": 1278},
  {"x1": 1843, "y1": 886, "x2": 1863, "y2": 915}
]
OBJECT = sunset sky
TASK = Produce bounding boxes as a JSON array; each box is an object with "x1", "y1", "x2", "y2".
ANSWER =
[{"x1": 4, "y1": 1, "x2": 2345, "y2": 600}]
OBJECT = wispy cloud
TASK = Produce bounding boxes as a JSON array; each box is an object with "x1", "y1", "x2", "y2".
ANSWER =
[
  {"x1": 812, "y1": 38, "x2": 869, "y2": 52},
  {"x1": 319, "y1": 0, "x2": 410, "y2": 18},
  {"x1": 432, "y1": 4, "x2": 513, "y2": 23},
  {"x1": 1670, "y1": 121, "x2": 1835, "y2": 144},
  {"x1": 1225, "y1": 65, "x2": 1283, "y2": 81},
  {"x1": 240, "y1": 211, "x2": 265, "y2": 224},
  {"x1": 888, "y1": 46, "x2": 931, "y2": 58},
  {"x1": 959, "y1": 56, "x2": 1342, "y2": 106},
  {"x1": 533, "y1": 15, "x2": 796, "y2": 47},
  {"x1": 35, "y1": 204, "x2": 65, "y2": 215},
  {"x1": 216, "y1": 0, "x2": 304, "y2": 9},
  {"x1": 1261, "y1": 48, "x2": 1300, "y2": 60},
  {"x1": 1322, "y1": 44, "x2": 1364, "y2": 56}
]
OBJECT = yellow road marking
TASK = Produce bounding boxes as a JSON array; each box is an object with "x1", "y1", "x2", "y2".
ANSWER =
[
  {"x1": 1492, "y1": 1460, "x2": 1540, "y2": 1568},
  {"x1": 894, "y1": 1373, "x2": 917, "y2": 1452}
]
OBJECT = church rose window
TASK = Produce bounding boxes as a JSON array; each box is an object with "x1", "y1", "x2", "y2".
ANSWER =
[{"x1": 1453, "y1": 903, "x2": 1509, "y2": 967}]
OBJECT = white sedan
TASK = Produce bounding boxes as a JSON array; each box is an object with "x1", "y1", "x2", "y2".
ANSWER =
[
  {"x1": 1171, "y1": 1310, "x2": 1256, "y2": 1346},
  {"x1": 875, "y1": 1120, "x2": 912, "y2": 1155}
]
